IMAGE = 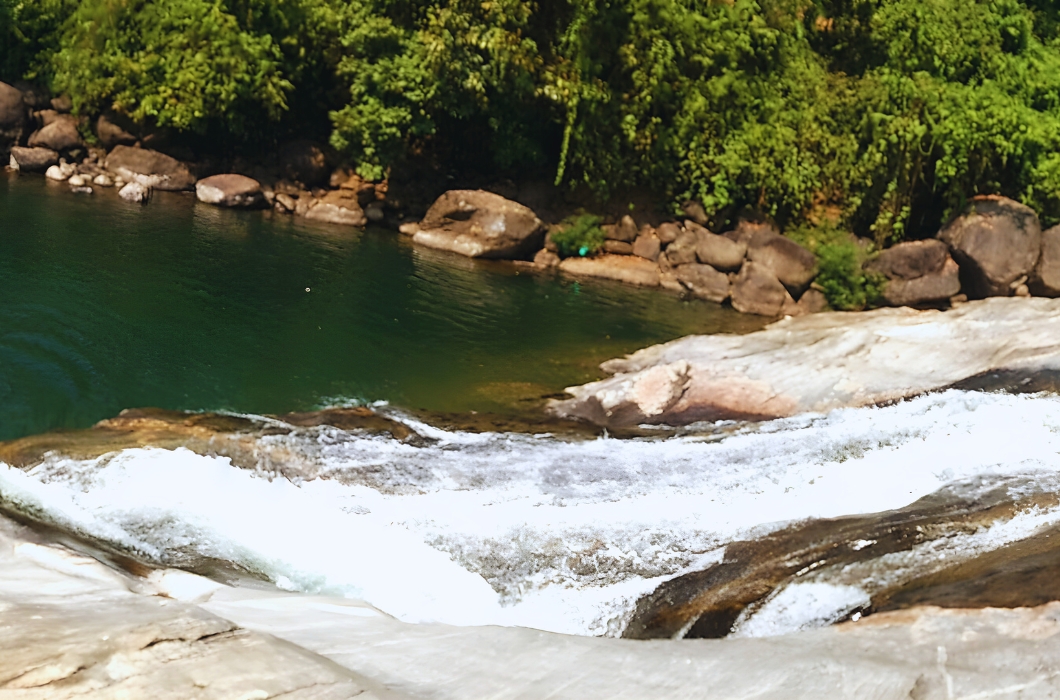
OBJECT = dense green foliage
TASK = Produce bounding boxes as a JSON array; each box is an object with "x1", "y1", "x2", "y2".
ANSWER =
[
  {"x1": 551, "y1": 213, "x2": 605, "y2": 257},
  {"x1": 5, "y1": 0, "x2": 1060, "y2": 239},
  {"x1": 788, "y1": 222, "x2": 884, "y2": 309}
]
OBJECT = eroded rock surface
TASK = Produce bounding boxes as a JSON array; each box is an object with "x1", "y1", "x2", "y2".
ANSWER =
[
  {"x1": 551, "y1": 297, "x2": 1060, "y2": 427},
  {"x1": 413, "y1": 190, "x2": 544, "y2": 259}
]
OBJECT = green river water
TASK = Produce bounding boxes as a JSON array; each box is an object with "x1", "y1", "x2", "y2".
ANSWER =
[{"x1": 0, "y1": 172, "x2": 763, "y2": 441}]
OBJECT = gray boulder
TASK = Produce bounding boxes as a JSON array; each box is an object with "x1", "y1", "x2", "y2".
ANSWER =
[
  {"x1": 745, "y1": 230, "x2": 818, "y2": 295},
  {"x1": 195, "y1": 173, "x2": 265, "y2": 208},
  {"x1": 656, "y1": 222, "x2": 681, "y2": 244},
  {"x1": 412, "y1": 190, "x2": 543, "y2": 258},
  {"x1": 603, "y1": 239, "x2": 633, "y2": 255},
  {"x1": 1031, "y1": 225, "x2": 1060, "y2": 297},
  {"x1": 674, "y1": 263, "x2": 730, "y2": 302},
  {"x1": 694, "y1": 227, "x2": 746, "y2": 271},
  {"x1": 28, "y1": 115, "x2": 81, "y2": 151},
  {"x1": 96, "y1": 112, "x2": 138, "y2": 149},
  {"x1": 938, "y1": 195, "x2": 1040, "y2": 297},
  {"x1": 632, "y1": 231, "x2": 661, "y2": 261},
  {"x1": 604, "y1": 215, "x2": 638, "y2": 242},
  {"x1": 731, "y1": 261, "x2": 793, "y2": 316},
  {"x1": 865, "y1": 239, "x2": 949, "y2": 280},
  {"x1": 665, "y1": 229, "x2": 700, "y2": 265},
  {"x1": 9, "y1": 146, "x2": 58, "y2": 172},
  {"x1": 106, "y1": 145, "x2": 195, "y2": 191},
  {"x1": 879, "y1": 257, "x2": 961, "y2": 307}
]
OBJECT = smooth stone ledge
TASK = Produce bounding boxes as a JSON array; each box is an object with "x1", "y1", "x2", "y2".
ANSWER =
[{"x1": 549, "y1": 296, "x2": 1060, "y2": 428}]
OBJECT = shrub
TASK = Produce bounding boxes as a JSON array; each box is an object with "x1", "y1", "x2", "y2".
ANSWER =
[
  {"x1": 551, "y1": 214, "x2": 605, "y2": 258},
  {"x1": 788, "y1": 223, "x2": 884, "y2": 310}
]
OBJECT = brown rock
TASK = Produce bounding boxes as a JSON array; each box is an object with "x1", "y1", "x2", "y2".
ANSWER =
[
  {"x1": 795, "y1": 288, "x2": 829, "y2": 314},
  {"x1": 666, "y1": 230, "x2": 700, "y2": 265},
  {"x1": 559, "y1": 255, "x2": 660, "y2": 287},
  {"x1": 724, "y1": 219, "x2": 779, "y2": 246},
  {"x1": 0, "y1": 81, "x2": 25, "y2": 129},
  {"x1": 681, "y1": 200, "x2": 709, "y2": 226},
  {"x1": 305, "y1": 190, "x2": 367, "y2": 227},
  {"x1": 746, "y1": 231, "x2": 818, "y2": 295},
  {"x1": 105, "y1": 145, "x2": 196, "y2": 191},
  {"x1": 412, "y1": 190, "x2": 544, "y2": 259},
  {"x1": 534, "y1": 248, "x2": 560, "y2": 268},
  {"x1": 195, "y1": 174, "x2": 265, "y2": 208},
  {"x1": 866, "y1": 239, "x2": 949, "y2": 280},
  {"x1": 603, "y1": 239, "x2": 633, "y2": 255},
  {"x1": 674, "y1": 263, "x2": 730, "y2": 303},
  {"x1": 9, "y1": 146, "x2": 58, "y2": 172},
  {"x1": 880, "y1": 257, "x2": 962, "y2": 307},
  {"x1": 632, "y1": 233, "x2": 661, "y2": 261},
  {"x1": 50, "y1": 93, "x2": 73, "y2": 112},
  {"x1": 28, "y1": 115, "x2": 81, "y2": 152},
  {"x1": 731, "y1": 261, "x2": 792, "y2": 316},
  {"x1": 279, "y1": 140, "x2": 330, "y2": 187},
  {"x1": 694, "y1": 228, "x2": 747, "y2": 271},
  {"x1": 96, "y1": 112, "x2": 138, "y2": 149},
  {"x1": 1031, "y1": 225, "x2": 1060, "y2": 297},
  {"x1": 938, "y1": 195, "x2": 1041, "y2": 297},
  {"x1": 656, "y1": 222, "x2": 681, "y2": 245},
  {"x1": 274, "y1": 192, "x2": 296, "y2": 213},
  {"x1": 605, "y1": 214, "x2": 638, "y2": 242},
  {"x1": 659, "y1": 270, "x2": 685, "y2": 293}
]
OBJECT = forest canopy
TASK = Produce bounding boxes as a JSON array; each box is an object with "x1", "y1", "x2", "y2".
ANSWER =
[{"x1": 4, "y1": 0, "x2": 1060, "y2": 239}]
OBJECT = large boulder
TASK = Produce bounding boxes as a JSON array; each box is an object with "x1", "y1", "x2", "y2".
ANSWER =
[
  {"x1": 604, "y1": 215, "x2": 638, "y2": 242},
  {"x1": 938, "y1": 195, "x2": 1041, "y2": 297},
  {"x1": 118, "y1": 181, "x2": 152, "y2": 203},
  {"x1": 195, "y1": 174, "x2": 265, "y2": 208},
  {"x1": 674, "y1": 263, "x2": 730, "y2": 302},
  {"x1": 279, "y1": 139, "x2": 330, "y2": 187},
  {"x1": 8, "y1": 146, "x2": 58, "y2": 172},
  {"x1": 558, "y1": 255, "x2": 661, "y2": 287},
  {"x1": 28, "y1": 115, "x2": 81, "y2": 152},
  {"x1": 632, "y1": 231, "x2": 661, "y2": 261},
  {"x1": 695, "y1": 229, "x2": 746, "y2": 271},
  {"x1": 412, "y1": 190, "x2": 544, "y2": 259},
  {"x1": 745, "y1": 230, "x2": 817, "y2": 295},
  {"x1": 0, "y1": 81, "x2": 25, "y2": 155},
  {"x1": 105, "y1": 145, "x2": 196, "y2": 191},
  {"x1": 95, "y1": 112, "x2": 138, "y2": 149},
  {"x1": 305, "y1": 189, "x2": 367, "y2": 227},
  {"x1": 664, "y1": 229, "x2": 700, "y2": 265},
  {"x1": 731, "y1": 261, "x2": 793, "y2": 316},
  {"x1": 1031, "y1": 225, "x2": 1060, "y2": 297},
  {"x1": 866, "y1": 240, "x2": 961, "y2": 307}
]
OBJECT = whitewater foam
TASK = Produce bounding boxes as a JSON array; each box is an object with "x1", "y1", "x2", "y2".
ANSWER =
[{"x1": 4, "y1": 389, "x2": 1060, "y2": 636}]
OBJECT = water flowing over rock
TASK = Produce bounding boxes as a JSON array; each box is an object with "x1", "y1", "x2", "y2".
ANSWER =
[
  {"x1": 195, "y1": 174, "x2": 265, "y2": 208},
  {"x1": 105, "y1": 145, "x2": 196, "y2": 191},
  {"x1": 938, "y1": 195, "x2": 1041, "y2": 297},
  {"x1": 413, "y1": 190, "x2": 544, "y2": 259},
  {"x1": 550, "y1": 297, "x2": 1060, "y2": 428}
]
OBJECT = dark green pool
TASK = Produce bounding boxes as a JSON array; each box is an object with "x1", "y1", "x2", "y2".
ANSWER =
[{"x1": 0, "y1": 172, "x2": 764, "y2": 441}]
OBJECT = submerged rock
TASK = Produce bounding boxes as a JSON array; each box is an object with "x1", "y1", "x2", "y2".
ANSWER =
[
  {"x1": 413, "y1": 190, "x2": 544, "y2": 259},
  {"x1": 550, "y1": 297, "x2": 1060, "y2": 428}
]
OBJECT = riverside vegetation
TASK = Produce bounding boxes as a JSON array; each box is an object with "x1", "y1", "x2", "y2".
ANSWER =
[{"x1": 5, "y1": 0, "x2": 1060, "y2": 310}]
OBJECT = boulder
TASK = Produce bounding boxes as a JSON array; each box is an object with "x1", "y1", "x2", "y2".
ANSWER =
[
  {"x1": 1030, "y1": 225, "x2": 1060, "y2": 297},
  {"x1": 724, "y1": 219, "x2": 778, "y2": 246},
  {"x1": 412, "y1": 190, "x2": 544, "y2": 259},
  {"x1": 0, "y1": 81, "x2": 25, "y2": 154},
  {"x1": 695, "y1": 228, "x2": 747, "y2": 272},
  {"x1": 656, "y1": 222, "x2": 681, "y2": 244},
  {"x1": 9, "y1": 146, "x2": 58, "y2": 172},
  {"x1": 559, "y1": 254, "x2": 661, "y2": 287},
  {"x1": 674, "y1": 263, "x2": 730, "y2": 303},
  {"x1": 681, "y1": 200, "x2": 709, "y2": 226},
  {"x1": 105, "y1": 145, "x2": 195, "y2": 191},
  {"x1": 604, "y1": 215, "x2": 638, "y2": 242},
  {"x1": 745, "y1": 231, "x2": 818, "y2": 295},
  {"x1": 274, "y1": 192, "x2": 296, "y2": 213},
  {"x1": 118, "y1": 181, "x2": 152, "y2": 203},
  {"x1": 279, "y1": 139, "x2": 330, "y2": 187},
  {"x1": 195, "y1": 173, "x2": 265, "y2": 208},
  {"x1": 938, "y1": 195, "x2": 1041, "y2": 297},
  {"x1": 96, "y1": 112, "x2": 138, "y2": 149},
  {"x1": 865, "y1": 239, "x2": 949, "y2": 280},
  {"x1": 731, "y1": 261, "x2": 793, "y2": 317},
  {"x1": 665, "y1": 229, "x2": 700, "y2": 265},
  {"x1": 50, "y1": 93, "x2": 73, "y2": 112},
  {"x1": 28, "y1": 115, "x2": 81, "y2": 151},
  {"x1": 92, "y1": 173, "x2": 114, "y2": 187},
  {"x1": 534, "y1": 248, "x2": 561, "y2": 268},
  {"x1": 632, "y1": 232, "x2": 661, "y2": 261},
  {"x1": 305, "y1": 189, "x2": 367, "y2": 227},
  {"x1": 45, "y1": 164, "x2": 70, "y2": 181},
  {"x1": 603, "y1": 239, "x2": 633, "y2": 255},
  {"x1": 879, "y1": 257, "x2": 961, "y2": 307},
  {"x1": 795, "y1": 288, "x2": 829, "y2": 314}
]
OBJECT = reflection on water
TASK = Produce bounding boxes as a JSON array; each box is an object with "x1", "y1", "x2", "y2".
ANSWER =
[{"x1": 0, "y1": 174, "x2": 764, "y2": 441}]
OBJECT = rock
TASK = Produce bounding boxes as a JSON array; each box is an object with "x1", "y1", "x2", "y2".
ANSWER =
[
  {"x1": 603, "y1": 239, "x2": 633, "y2": 255},
  {"x1": 67, "y1": 173, "x2": 88, "y2": 187},
  {"x1": 305, "y1": 190, "x2": 367, "y2": 227},
  {"x1": 365, "y1": 202, "x2": 385, "y2": 222},
  {"x1": 880, "y1": 257, "x2": 961, "y2": 307},
  {"x1": 0, "y1": 81, "x2": 26, "y2": 155},
  {"x1": 659, "y1": 270, "x2": 685, "y2": 293},
  {"x1": 695, "y1": 228, "x2": 747, "y2": 271},
  {"x1": 731, "y1": 261, "x2": 792, "y2": 316},
  {"x1": 195, "y1": 173, "x2": 265, "y2": 208},
  {"x1": 674, "y1": 263, "x2": 730, "y2": 302},
  {"x1": 118, "y1": 181, "x2": 152, "y2": 203},
  {"x1": 106, "y1": 145, "x2": 196, "y2": 191},
  {"x1": 724, "y1": 219, "x2": 778, "y2": 246},
  {"x1": 412, "y1": 190, "x2": 544, "y2": 259},
  {"x1": 795, "y1": 288, "x2": 829, "y2": 314},
  {"x1": 632, "y1": 232, "x2": 661, "y2": 261},
  {"x1": 274, "y1": 192, "x2": 296, "y2": 213},
  {"x1": 92, "y1": 173, "x2": 114, "y2": 187},
  {"x1": 681, "y1": 200, "x2": 709, "y2": 226},
  {"x1": 70, "y1": 185, "x2": 93, "y2": 195},
  {"x1": 279, "y1": 139, "x2": 330, "y2": 187},
  {"x1": 534, "y1": 248, "x2": 561, "y2": 268},
  {"x1": 50, "y1": 93, "x2": 73, "y2": 112},
  {"x1": 938, "y1": 195, "x2": 1041, "y2": 297},
  {"x1": 656, "y1": 222, "x2": 681, "y2": 244},
  {"x1": 605, "y1": 215, "x2": 638, "y2": 242},
  {"x1": 28, "y1": 115, "x2": 81, "y2": 152},
  {"x1": 665, "y1": 229, "x2": 700, "y2": 265},
  {"x1": 549, "y1": 296, "x2": 1060, "y2": 428},
  {"x1": 746, "y1": 231, "x2": 818, "y2": 294},
  {"x1": 33, "y1": 108, "x2": 61, "y2": 126},
  {"x1": 8, "y1": 146, "x2": 58, "y2": 172},
  {"x1": 559, "y1": 255, "x2": 661, "y2": 287},
  {"x1": 96, "y1": 112, "x2": 138, "y2": 149},
  {"x1": 44, "y1": 164, "x2": 68, "y2": 181},
  {"x1": 865, "y1": 239, "x2": 949, "y2": 280},
  {"x1": 1030, "y1": 225, "x2": 1060, "y2": 297}
]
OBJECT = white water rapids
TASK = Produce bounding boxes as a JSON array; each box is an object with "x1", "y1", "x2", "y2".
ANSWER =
[{"x1": 3, "y1": 389, "x2": 1060, "y2": 638}]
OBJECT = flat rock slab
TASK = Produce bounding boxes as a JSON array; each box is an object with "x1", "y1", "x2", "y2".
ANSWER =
[{"x1": 550, "y1": 297, "x2": 1060, "y2": 427}]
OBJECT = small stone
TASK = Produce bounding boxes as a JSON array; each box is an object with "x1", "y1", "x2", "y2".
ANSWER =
[
  {"x1": 45, "y1": 164, "x2": 68, "y2": 181},
  {"x1": 656, "y1": 222, "x2": 681, "y2": 245},
  {"x1": 67, "y1": 173, "x2": 87, "y2": 187},
  {"x1": 1016, "y1": 284, "x2": 1031, "y2": 297},
  {"x1": 92, "y1": 173, "x2": 114, "y2": 187},
  {"x1": 534, "y1": 248, "x2": 560, "y2": 268}
]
